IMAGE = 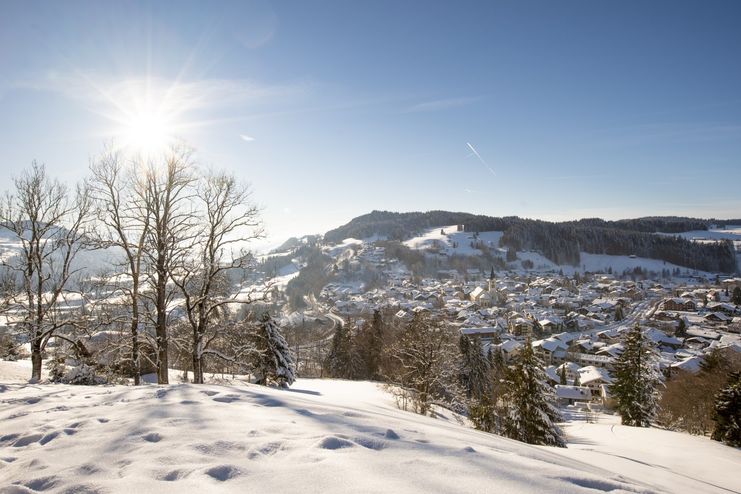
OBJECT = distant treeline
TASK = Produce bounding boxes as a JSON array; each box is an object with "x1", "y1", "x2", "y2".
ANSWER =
[{"x1": 324, "y1": 211, "x2": 739, "y2": 273}]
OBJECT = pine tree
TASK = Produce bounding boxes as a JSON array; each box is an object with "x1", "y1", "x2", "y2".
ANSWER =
[
  {"x1": 573, "y1": 371, "x2": 581, "y2": 387},
  {"x1": 732, "y1": 287, "x2": 741, "y2": 306},
  {"x1": 611, "y1": 324, "x2": 660, "y2": 427},
  {"x1": 614, "y1": 305, "x2": 624, "y2": 322},
  {"x1": 325, "y1": 321, "x2": 355, "y2": 379},
  {"x1": 250, "y1": 313, "x2": 297, "y2": 387},
  {"x1": 357, "y1": 310, "x2": 385, "y2": 380},
  {"x1": 559, "y1": 365, "x2": 567, "y2": 385},
  {"x1": 459, "y1": 335, "x2": 492, "y2": 400},
  {"x1": 711, "y1": 372, "x2": 741, "y2": 447},
  {"x1": 503, "y1": 339, "x2": 566, "y2": 447}
]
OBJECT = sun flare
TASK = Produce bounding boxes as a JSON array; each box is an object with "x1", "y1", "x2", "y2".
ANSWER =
[{"x1": 120, "y1": 109, "x2": 175, "y2": 156}]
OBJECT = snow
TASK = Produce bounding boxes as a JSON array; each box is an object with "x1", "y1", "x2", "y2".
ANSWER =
[
  {"x1": 400, "y1": 226, "x2": 715, "y2": 275},
  {"x1": 403, "y1": 226, "x2": 504, "y2": 257},
  {"x1": 561, "y1": 414, "x2": 741, "y2": 494},
  {"x1": 1, "y1": 360, "x2": 740, "y2": 493}
]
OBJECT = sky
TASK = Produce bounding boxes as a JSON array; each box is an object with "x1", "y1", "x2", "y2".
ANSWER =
[{"x1": 1, "y1": 0, "x2": 740, "y2": 249}]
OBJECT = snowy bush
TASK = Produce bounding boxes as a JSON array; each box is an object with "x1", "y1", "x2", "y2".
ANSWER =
[{"x1": 49, "y1": 362, "x2": 107, "y2": 385}]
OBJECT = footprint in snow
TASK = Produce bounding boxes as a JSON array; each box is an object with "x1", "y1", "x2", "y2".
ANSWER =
[
  {"x1": 157, "y1": 469, "x2": 191, "y2": 481},
  {"x1": 316, "y1": 436, "x2": 355, "y2": 450},
  {"x1": 13, "y1": 433, "x2": 44, "y2": 447},
  {"x1": 200, "y1": 390, "x2": 219, "y2": 397},
  {"x1": 212, "y1": 394, "x2": 240, "y2": 403},
  {"x1": 205, "y1": 464, "x2": 243, "y2": 482},
  {"x1": 23, "y1": 475, "x2": 60, "y2": 491},
  {"x1": 39, "y1": 432, "x2": 60, "y2": 445},
  {"x1": 142, "y1": 432, "x2": 162, "y2": 443},
  {"x1": 384, "y1": 429, "x2": 400, "y2": 440}
]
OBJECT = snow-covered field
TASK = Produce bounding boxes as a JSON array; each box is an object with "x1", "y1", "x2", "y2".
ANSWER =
[
  {"x1": 403, "y1": 225, "x2": 504, "y2": 256},
  {"x1": 2, "y1": 361, "x2": 740, "y2": 494}
]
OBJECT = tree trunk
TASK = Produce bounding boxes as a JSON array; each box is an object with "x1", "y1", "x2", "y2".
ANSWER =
[
  {"x1": 131, "y1": 316, "x2": 140, "y2": 385},
  {"x1": 156, "y1": 265, "x2": 169, "y2": 384},
  {"x1": 31, "y1": 340, "x2": 42, "y2": 382}
]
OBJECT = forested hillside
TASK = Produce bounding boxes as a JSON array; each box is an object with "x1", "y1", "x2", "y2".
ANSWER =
[{"x1": 324, "y1": 211, "x2": 739, "y2": 273}]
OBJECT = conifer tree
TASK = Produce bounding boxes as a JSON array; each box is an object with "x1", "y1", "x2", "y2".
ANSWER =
[
  {"x1": 459, "y1": 335, "x2": 492, "y2": 400},
  {"x1": 611, "y1": 324, "x2": 660, "y2": 427},
  {"x1": 711, "y1": 372, "x2": 741, "y2": 447},
  {"x1": 250, "y1": 313, "x2": 296, "y2": 387},
  {"x1": 325, "y1": 321, "x2": 355, "y2": 379},
  {"x1": 732, "y1": 287, "x2": 741, "y2": 306},
  {"x1": 559, "y1": 365, "x2": 568, "y2": 385},
  {"x1": 503, "y1": 339, "x2": 566, "y2": 447},
  {"x1": 357, "y1": 309, "x2": 385, "y2": 380}
]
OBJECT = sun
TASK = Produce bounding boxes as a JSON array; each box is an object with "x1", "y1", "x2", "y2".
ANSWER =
[
  {"x1": 119, "y1": 108, "x2": 176, "y2": 157},
  {"x1": 94, "y1": 77, "x2": 189, "y2": 158}
]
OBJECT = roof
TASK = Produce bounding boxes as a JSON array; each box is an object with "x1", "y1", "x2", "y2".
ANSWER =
[
  {"x1": 578, "y1": 366, "x2": 613, "y2": 385},
  {"x1": 555, "y1": 385, "x2": 592, "y2": 401}
]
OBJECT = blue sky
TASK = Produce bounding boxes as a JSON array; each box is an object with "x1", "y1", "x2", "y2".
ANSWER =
[{"x1": 1, "y1": 0, "x2": 740, "y2": 247}]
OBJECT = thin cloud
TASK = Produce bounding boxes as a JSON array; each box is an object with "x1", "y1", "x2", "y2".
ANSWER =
[
  {"x1": 405, "y1": 96, "x2": 478, "y2": 113},
  {"x1": 240, "y1": 134, "x2": 255, "y2": 142},
  {"x1": 466, "y1": 142, "x2": 496, "y2": 176}
]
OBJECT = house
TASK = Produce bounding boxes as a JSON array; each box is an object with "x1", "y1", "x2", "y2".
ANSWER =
[
  {"x1": 532, "y1": 338, "x2": 568, "y2": 365},
  {"x1": 576, "y1": 366, "x2": 614, "y2": 400},
  {"x1": 661, "y1": 298, "x2": 697, "y2": 312},
  {"x1": 460, "y1": 326, "x2": 501, "y2": 344},
  {"x1": 554, "y1": 385, "x2": 592, "y2": 406}
]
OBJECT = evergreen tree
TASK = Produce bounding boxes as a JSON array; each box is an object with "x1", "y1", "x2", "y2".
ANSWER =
[
  {"x1": 459, "y1": 335, "x2": 492, "y2": 400},
  {"x1": 356, "y1": 310, "x2": 385, "y2": 380},
  {"x1": 559, "y1": 365, "x2": 567, "y2": 385},
  {"x1": 676, "y1": 317, "x2": 687, "y2": 338},
  {"x1": 611, "y1": 324, "x2": 660, "y2": 427},
  {"x1": 711, "y1": 372, "x2": 741, "y2": 447},
  {"x1": 732, "y1": 287, "x2": 741, "y2": 306},
  {"x1": 503, "y1": 339, "x2": 566, "y2": 447},
  {"x1": 573, "y1": 371, "x2": 581, "y2": 387},
  {"x1": 325, "y1": 321, "x2": 356, "y2": 379},
  {"x1": 614, "y1": 305, "x2": 624, "y2": 322},
  {"x1": 250, "y1": 313, "x2": 297, "y2": 387}
]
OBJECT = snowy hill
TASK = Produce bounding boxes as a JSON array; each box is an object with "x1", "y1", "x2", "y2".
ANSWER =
[{"x1": 1, "y1": 363, "x2": 739, "y2": 493}]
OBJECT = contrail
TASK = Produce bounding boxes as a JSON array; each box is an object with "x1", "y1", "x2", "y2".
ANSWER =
[{"x1": 466, "y1": 142, "x2": 496, "y2": 176}]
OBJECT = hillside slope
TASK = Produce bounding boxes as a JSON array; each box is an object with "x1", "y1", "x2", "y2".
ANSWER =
[{"x1": 1, "y1": 367, "x2": 739, "y2": 493}]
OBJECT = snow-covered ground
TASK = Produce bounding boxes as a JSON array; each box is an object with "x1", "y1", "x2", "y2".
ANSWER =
[
  {"x1": 2, "y1": 361, "x2": 739, "y2": 493},
  {"x1": 403, "y1": 225, "x2": 504, "y2": 256}
]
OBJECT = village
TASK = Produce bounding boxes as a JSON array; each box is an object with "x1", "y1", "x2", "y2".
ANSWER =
[{"x1": 314, "y1": 239, "x2": 741, "y2": 413}]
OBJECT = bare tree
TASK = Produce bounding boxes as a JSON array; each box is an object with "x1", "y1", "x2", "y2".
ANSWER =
[
  {"x1": 139, "y1": 146, "x2": 196, "y2": 384},
  {"x1": 90, "y1": 150, "x2": 151, "y2": 384},
  {"x1": 171, "y1": 170, "x2": 263, "y2": 383},
  {"x1": 0, "y1": 162, "x2": 91, "y2": 381}
]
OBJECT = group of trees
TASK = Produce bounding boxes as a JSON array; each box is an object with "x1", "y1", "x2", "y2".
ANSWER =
[
  {"x1": 611, "y1": 324, "x2": 740, "y2": 448},
  {"x1": 0, "y1": 147, "x2": 295, "y2": 386},
  {"x1": 658, "y1": 348, "x2": 741, "y2": 441},
  {"x1": 461, "y1": 336, "x2": 565, "y2": 447},
  {"x1": 323, "y1": 210, "x2": 738, "y2": 274},
  {"x1": 324, "y1": 310, "x2": 565, "y2": 447}
]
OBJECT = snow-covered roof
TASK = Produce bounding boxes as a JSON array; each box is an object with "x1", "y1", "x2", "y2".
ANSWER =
[{"x1": 555, "y1": 385, "x2": 592, "y2": 401}]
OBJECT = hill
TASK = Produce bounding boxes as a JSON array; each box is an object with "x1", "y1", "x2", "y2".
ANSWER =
[
  {"x1": 1, "y1": 362, "x2": 739, "y2": 493},
  {"x1": 323, "y1": 211, "x2": 739, "y2": 274}
]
